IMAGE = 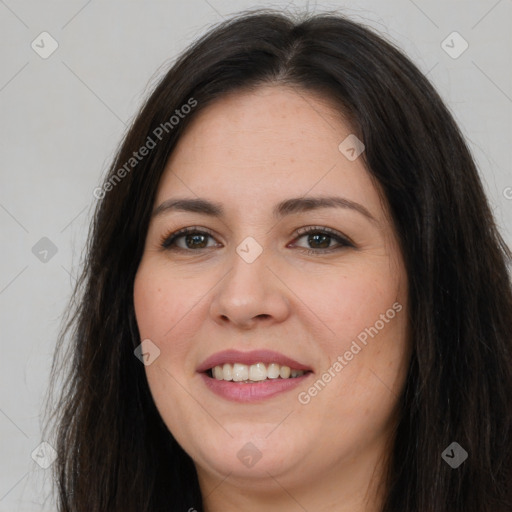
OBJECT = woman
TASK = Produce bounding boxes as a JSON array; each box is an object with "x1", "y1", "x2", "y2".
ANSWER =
[{"x1": 44, "y1": 9, "x2": 512, "y2": 512}]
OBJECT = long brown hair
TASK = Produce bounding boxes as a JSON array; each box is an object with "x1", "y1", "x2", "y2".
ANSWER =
[{"x1": 43, "y1": 9, "x2": 512, "y2": 511}]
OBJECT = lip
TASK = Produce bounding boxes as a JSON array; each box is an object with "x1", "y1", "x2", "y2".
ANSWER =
[
  {"x1": 200, "y1": 372, "x2": 312, "y2": 402},
  {"x1": 196, "y1": 349, "x2": 313, "y2": 373}
]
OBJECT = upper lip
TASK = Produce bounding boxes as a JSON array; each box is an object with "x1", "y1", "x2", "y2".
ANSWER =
[{"x1": 197, "y1": 349, "x2": 313, "y2": 373}]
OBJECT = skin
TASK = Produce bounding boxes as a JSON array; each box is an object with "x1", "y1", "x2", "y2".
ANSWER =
[{"x1": 133, "y1": 85, "x2": 411, "y2": 512}]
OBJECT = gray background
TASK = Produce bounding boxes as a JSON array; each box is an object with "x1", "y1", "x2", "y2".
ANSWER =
[{"x1": 1, "y1": 0, "x2": 510, "y2": 510}]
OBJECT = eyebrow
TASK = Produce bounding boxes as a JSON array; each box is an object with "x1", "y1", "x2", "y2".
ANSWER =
[{"x1": 152, "y1": 195, "x2": 377, "y2": 223}]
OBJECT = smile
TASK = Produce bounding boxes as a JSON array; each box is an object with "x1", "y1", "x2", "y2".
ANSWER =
[
  {"x1": 208, "y1": 362, "x2": 307, "y2": 382},
  {"x1": 197, "y1": 349, "x2": 314, "y2": 402}
]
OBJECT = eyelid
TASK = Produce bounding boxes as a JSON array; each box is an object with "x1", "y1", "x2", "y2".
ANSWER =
[
  {"x1": 159, "y1": 226, "x2": 218, "y2": 249},
  {"x1": 292, "y1": 225, "x2": 355, "y2": 247}
]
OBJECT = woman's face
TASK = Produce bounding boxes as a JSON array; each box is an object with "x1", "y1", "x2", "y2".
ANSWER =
[{"x1": 134, "y1": 85, "x2": 410, "y2": 501}]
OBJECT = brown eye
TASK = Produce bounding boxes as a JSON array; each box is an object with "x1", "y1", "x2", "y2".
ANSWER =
[
  {"x1": 160, "y1": 225, "x2": 354, "y2": 255},
  {"x1": 291, "y1": 226, "x2": 355, "y2": 255},
  {"x1": 161, "y1": 227, "x2": 219, "y2": 251}
]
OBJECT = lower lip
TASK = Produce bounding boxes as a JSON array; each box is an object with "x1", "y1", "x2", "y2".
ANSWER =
[{"x1": 200, "y1": 372, "x2": 312, "y2": 402}]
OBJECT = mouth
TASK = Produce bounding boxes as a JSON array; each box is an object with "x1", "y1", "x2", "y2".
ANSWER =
[{"x1": 197, "y1": 349, "x2": 314, "y2": 402}]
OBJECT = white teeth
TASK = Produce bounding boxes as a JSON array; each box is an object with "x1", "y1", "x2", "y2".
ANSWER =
[
  {"x1": 280, "y1": 366, "x2": 291, "y2": 379},
  {"x1": 222, "y1": 363, "x2": 232, "y2": 381},
  {"x1": 210, "y1": 362, "x2": 307, "y2": 382},
  {"x1": 248, "y1": 362, "x2": 267, "y2": 381},
  {"x1": 267, "y1": 363, "x2": 281, "y2": 379},
  {"x1": 232, "y1": 363, "x2": 248, "y2": 382}
]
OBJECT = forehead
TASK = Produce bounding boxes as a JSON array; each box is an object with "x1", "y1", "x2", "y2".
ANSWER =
[
  {"x1": 168, "y1": 85, "x2": 346, "y2": 166},
  {"x1": 156, "y1": 86, "x2": 383, "y2": 221}
]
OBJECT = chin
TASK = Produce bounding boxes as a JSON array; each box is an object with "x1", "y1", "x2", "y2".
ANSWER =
[{"x1": 189, "y1": 432, "x2": 305, "y2": 482}]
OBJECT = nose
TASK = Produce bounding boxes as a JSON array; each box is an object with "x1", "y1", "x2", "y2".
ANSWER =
[{"x1": 209, "y1": 246, "x2": 291, "y2": 330}]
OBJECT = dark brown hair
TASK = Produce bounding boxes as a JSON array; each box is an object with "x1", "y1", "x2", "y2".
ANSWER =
[{"x1": 44, "y1": 8, "x2": 512, "y2": 511}]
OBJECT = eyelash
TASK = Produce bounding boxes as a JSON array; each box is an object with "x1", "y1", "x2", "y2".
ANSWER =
[{"x1": 159, "y1": 225, "x2": 355, "y2": 255}]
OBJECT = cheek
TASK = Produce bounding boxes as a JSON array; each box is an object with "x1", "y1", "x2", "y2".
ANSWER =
[
  {"x1": 133, "y1": 263, "x2": 159, "y2": 335},
  {"x1": 297, "y1": 259, "x2": 403, "y2": 345},
  {"x1": 133, "y1": 263, "x2": 200, "y2": 431},
  {"x1": 297, "y1": 258, "x2": 409, "y2": 417},
  {"x1": 133, "y1": 260, "x2": 198, "y2": 340},
  {"x1": 133, "y1": 258, "x2": 220, "y2": 393}
]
